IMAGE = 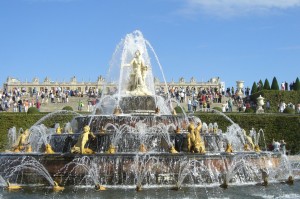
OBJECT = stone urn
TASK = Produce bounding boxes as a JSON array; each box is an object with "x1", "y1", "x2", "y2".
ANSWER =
[
  {"x1": 236, "y1": 80, "x2": 244, "y2": 97},
  {"x1": 256, "y1": 95, "x2": 265, "y2": 113}
]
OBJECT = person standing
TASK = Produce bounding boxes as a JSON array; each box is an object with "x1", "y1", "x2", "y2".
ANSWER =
[
  {"x1": 18, "y1": 99, "x2": 23, "y2": 112},
  {"x1": 187, "y1": 98, "x2": 192, "y2": 112},
  {"x1": 36, "y1": 100, "x2": 41, "y2": 111}
]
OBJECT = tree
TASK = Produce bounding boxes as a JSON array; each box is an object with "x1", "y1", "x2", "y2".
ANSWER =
[
  {"x1": 258, "y1": 79, "x2": 264, "y2": 91},
  {"x1": 251, "y1": 82, "x2": 257, "y2": 95},
  {"x1": 263, "y1": 78, "x2": 271, "y2": 90},
  {"x1": 271, "y1": 77, "x2": 279, "y2": 90},
  {"x1": 294, "y1": 77, "x2": 300, "y2": 91}
]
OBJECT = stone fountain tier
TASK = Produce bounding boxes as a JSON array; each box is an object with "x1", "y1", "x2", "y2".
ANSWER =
[
  {"x1": 49, "y1": 133, "x2": 226, "y2": 153},
  {"x1": 118, "y1": 96, "x2": 157, "y2": 114},
  {"x1": 75, "y1": 114, "x2": 187, "y2": 134},
  {"x1": 0, "y1": 152, "x2": 282, "y2": 187}
]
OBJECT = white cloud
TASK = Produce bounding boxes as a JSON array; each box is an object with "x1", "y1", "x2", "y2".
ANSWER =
[{"x1": 180, "y1": 0, "x2": 300, "y2": 18}]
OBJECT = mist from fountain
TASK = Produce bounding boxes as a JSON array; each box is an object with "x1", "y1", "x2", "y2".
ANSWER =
[
  {"x1": 33, "y1": 110, "x2": 82, "y2": 126},
  {"x1": 132, "y1": 154, "x2": 159, "y2": 191},
  {"x1": 56, "y1": 156, "x2": 101, "y2": 187},
  {"x1": 174, "y1": 159, "x2": 195, "y2": 190},
  {"x1": 222, "y1": 155, "x2": 260, "y2": 186},
  {"x1": 93, "y1": 30, "x2": 174, "y2": 116},
  {"x1": 28, "y1": 124, "x2": 51, "y2": 152},
  {"x1": 7, "y1": 127, "x2": 18, "y2": 150},
  {"x1": 224, "y1": 124, "x2": 245, "y2": 152},
  {"x1": 4, "y1": 156, "x2": 55, "y2": 186},
  {"x1": 0, "y1": 175, "x2": 6, "y2": 187}
]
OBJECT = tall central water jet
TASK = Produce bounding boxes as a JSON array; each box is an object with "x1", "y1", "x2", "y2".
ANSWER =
[{"x1": 95, "y1": 30, "x2": 171, "y2": 115}]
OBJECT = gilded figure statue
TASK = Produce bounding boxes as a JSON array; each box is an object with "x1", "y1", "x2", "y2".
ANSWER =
[
  {"x1": 13, "y1": 129, "x2": 30, "y2": 152},
  {"x1": 225, "y1": 143, "x2": 233, "y2": 153},
  {"x1": 194, "y1": 122, "x2": 206, "y2": 154},
  {"x1": 123, "y1": 50, "x2": 151, "y2": 96},
  {"x1": 71, "y1": 125, "x2": 95, "y2": 154}
]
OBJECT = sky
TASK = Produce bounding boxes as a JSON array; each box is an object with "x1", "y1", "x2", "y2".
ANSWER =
[{"x1": 0, "y1": 0, "x2": 300, "y2": 90}]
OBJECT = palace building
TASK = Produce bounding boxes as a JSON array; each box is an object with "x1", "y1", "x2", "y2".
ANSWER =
[{"x1": 3, "y1": 76, "x2": 225, "y2": 95}]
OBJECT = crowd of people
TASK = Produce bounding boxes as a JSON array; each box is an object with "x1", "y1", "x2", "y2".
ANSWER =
[
  {"x1": 0, "y1": 86, "x2": 100, "y2": 113},
  {"x1": 1, "y1": 81, "x2": 299, "y2": 114}
]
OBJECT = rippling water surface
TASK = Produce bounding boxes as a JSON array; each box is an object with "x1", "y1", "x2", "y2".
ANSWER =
[{"x1": 0, "y1": 181, "x2": 299, "y2": 199}]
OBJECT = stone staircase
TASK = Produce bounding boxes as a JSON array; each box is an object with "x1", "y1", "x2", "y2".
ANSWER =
[
  {"x1": 35, "y1": 95, "x2": 239, "y2": 113},
  {"x1": 39, "y1": 96, "x2": 90, "y2": 112}
]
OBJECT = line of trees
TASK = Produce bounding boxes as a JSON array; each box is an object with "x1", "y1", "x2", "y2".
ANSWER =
[{"x1": 251, "y1": 77, "x2": 300, "y2": 95}]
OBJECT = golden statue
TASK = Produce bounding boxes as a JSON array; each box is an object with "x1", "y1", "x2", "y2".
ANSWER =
[
  {"x1": 113, "y1": 106, "x2": 122, "y2": 115},
  {"x1": 169, "y1": 145, "x2": 178, "y2": 154},
  {"x1": 106, "y1": 144, "x2": 116, "y2": 154},
  {"x1": 194, "y1": 122, "x2": 206, "y2": 154},
  {"x1": 25, "y1": 145, "x2": 32, "y2": 153},
  {"x1": 254, "y1": 145, "x2": 261, "y2": 153},
  {"x1": 225, "y1": 143, "x2": 233, "y2": 153},
  {"x1": 56, "y1": 126, "x2": 62, "y2": 134},
  {"x1": 213, "y1": 123, "x2": 218, "y2": 134},
  {"x1": 53, "y1": 181, "x2": 64, "y2": 191},
  {"x1": 244, "y1": 130, "x2": 254, "y2": 150},
  {"x1": 123, "y1": 50, "x2": 151, "y2": 96},
  {"x1": 155, "y1": 106, "x2": 160, "y2": 114},
  {"x1": 175, "y1": 126, "x2": 180, "y2": 134},
  {"x1": 187, "y1": 122, "x2": 195, "y2": 152},
  {"x1": 244, "y1": 144, "x2": 250, "y2": 151},
  {"x1": 95, "y1": 183, "x2": 106, "y2": 191},
  {"x1": 71, "y1": 125, "x2": 96, "y2": 154},
  {"x1": 139, "y1": 143, "x2": 147, "y2": 153},
  {"x1": 6, "y1": 180, "x2": 22, "y2": 190},
  {"x1": 172, "y1": 109, "x2": 177, "y2": 115},
  {"x1": 45, "y1": 143, "x2": 55, "y2": 154},
  {"x1": 13, "y1": 129, "x2": 30, "y2": 152}
]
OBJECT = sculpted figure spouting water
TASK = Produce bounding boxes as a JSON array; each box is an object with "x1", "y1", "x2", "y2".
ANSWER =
[
  {"x1": 71, "y1": 125, "x2": 95, "y2": 154},
  {"x1": 124, "y1": 50, "x2": 151, "y2": 96}
]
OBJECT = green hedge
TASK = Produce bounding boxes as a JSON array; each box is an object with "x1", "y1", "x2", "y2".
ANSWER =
[
  {"x1": 27, "y1": 107, "x2": 39, "y2": 114},
  {"x1": 1, "y1": 112, "x2": 299, "y2": 154},
  {"x1": 62, "y1": 106, "x2": 73, "y2": 111},
  {"x1": 251, "y1": 90, "x2": 300, "y2": 113},
  {"x1": 0, "y1": 112, "x2": 75, "y2": 150},
  {"x1": 196, "y1": 112, "x2": 300, "y2": 154}
]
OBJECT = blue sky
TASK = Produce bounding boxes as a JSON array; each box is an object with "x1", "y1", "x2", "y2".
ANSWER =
[{"x1": 1, "y1": 0, "x2": 300, "y2": 90}]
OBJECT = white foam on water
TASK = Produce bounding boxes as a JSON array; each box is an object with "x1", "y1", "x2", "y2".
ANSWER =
[{"x1": 252, "y1": 193, "x2": 300, "y2": 199}]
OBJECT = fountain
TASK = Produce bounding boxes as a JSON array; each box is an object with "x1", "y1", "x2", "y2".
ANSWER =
[{"x1": 0, "y1": 30, "x2": 298, "y2": 198}]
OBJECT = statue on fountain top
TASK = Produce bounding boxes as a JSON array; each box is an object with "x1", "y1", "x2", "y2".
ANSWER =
[{"x1": 124, "y1": 50, "x2": 151, "y2": 96}]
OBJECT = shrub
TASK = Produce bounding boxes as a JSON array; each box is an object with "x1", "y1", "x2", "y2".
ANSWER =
[
  {"x1": 212, "y1": 107, "x2": 222, "y2": 112},
  {"x1": 244, "y1": 107, "x2": 255, "y2": 113},
  {"x1": 251, "y1": 90, "x2": 300, "y2": 113},
  {"x1": 62, "y1": 106, "x2": 73, "y2": 111},
  {"x1": 27, "y1": 107, "x2": 39, "y2": 114},
  {"x1": 294, "y1": 77, "x2": 300, "y2": 91},
  {"x1": 271, "y1": 77, "x2": 279, "y2": 90},
  {"x1": 251, "y1": 82, "x2": 257, "y2": 94},
  {"x1": 283, "y1": 107, "x2": 295, "y2": 114},
  {"x1": 263, "y1": 78, "x2": 271, "y2": 90},
  {"x1": 174, "y1": 106, "x2": 184, "y2": 113}
]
